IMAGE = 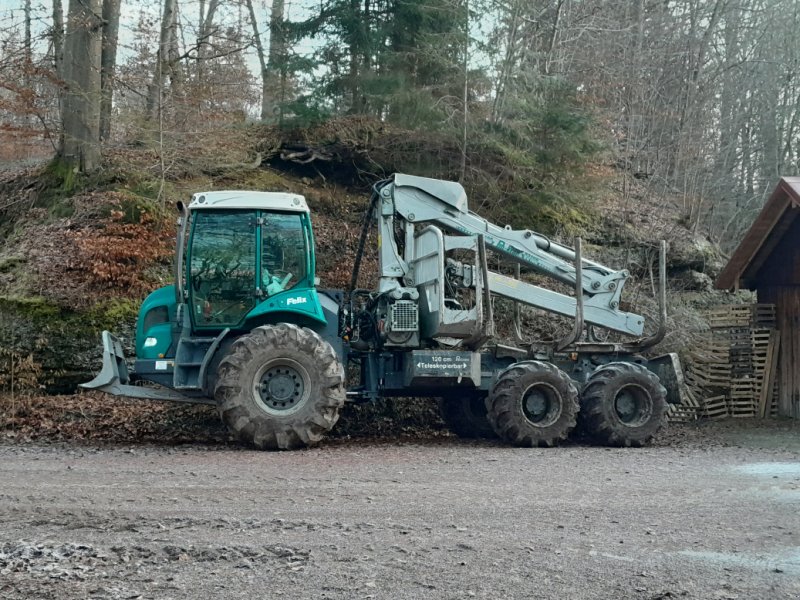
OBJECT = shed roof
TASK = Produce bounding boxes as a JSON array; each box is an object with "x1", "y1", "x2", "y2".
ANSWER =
[{"x1": 716, "y1": 177, "x2": 800, "y2": 291}]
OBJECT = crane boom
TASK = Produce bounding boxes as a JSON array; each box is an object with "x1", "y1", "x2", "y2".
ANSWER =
[{"x1": 373, "y1": 174, "x2": 645, "y2": 338}]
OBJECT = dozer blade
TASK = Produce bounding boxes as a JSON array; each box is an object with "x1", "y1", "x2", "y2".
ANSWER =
[
  {"x1": 81, "y1": 331, "x2": 210, "y2": 404},
  {"x1": 80, "y1": 331, "x2": 130, "y2": 390}
]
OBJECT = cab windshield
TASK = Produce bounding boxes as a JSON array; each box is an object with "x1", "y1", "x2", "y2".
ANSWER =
[{"x1": 187, "y1": 210, "x2": 309, "y2": 328}]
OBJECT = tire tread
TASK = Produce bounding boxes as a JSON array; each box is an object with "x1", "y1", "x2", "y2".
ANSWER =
[
  {"x1": 485, "y1": 360, "x2": 579, "y2": 448},
  {"x1": 214, "y1": 323, "x2": 345, "y2": 450},
  {"x1": 579, "y1": 362, "x2": 667, "y2": 447}
]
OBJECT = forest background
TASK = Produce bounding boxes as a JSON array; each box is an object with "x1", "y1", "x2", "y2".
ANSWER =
[{"x1": 0, "y1": 0, "x2": 798, "y2": 427}]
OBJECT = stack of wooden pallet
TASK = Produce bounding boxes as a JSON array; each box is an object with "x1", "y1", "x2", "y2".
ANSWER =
[
  {"x1": 666, "y1": 394, "x2": 702, "y2": 423},
  {"x1": 677, "y1": 304, "x2": 780, "y2": 421}
]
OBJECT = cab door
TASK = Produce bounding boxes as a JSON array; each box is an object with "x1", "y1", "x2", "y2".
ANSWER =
[{"x1": 188, "y1": 210, "x2": 258, "y2": 329}]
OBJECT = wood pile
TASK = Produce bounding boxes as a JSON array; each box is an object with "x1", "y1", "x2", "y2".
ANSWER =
[{"x1": 671, "y1": 304, "x2": 781, "y2": 422}]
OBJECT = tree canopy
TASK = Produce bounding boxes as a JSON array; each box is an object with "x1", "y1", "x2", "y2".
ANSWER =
[{"x1": 1, "y1": 0, "x2": 799, "y2": 246}]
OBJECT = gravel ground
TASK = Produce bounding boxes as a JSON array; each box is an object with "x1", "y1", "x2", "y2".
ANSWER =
[{"x1": 1, "y1": 423, "x2": 799, "y2": 600}]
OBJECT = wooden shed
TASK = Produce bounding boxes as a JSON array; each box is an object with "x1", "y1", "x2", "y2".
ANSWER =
[{"x1": 716, "y1": 176, "x2": 800, "y2": 418}]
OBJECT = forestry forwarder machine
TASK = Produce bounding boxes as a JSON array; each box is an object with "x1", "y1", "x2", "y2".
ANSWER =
[{"x1": 82, "y1": 174, "x2": 683, "y2": 450}]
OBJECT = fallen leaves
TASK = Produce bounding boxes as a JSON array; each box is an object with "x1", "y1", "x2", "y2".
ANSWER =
[{"x1": 0, "y1": 391, "x2": 228, "y2": 446}]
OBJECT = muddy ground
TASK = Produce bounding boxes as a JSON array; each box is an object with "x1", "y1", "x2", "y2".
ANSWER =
[{"x1": 1, "y1": 421, "x2": 799, "y2": 600}]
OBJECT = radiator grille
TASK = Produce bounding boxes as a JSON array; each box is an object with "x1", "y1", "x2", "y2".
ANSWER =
[{"x1": 388, "y1": 300, "x2": 419, "y2": 332}]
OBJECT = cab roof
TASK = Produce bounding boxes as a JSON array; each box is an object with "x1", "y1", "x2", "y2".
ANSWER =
[{"x1": 188, "y1": 190, "x2": 309, "y2": 212}]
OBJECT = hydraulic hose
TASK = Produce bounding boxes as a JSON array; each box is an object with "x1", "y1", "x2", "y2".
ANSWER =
[{"x1": 349, "y1": 178, "x2": 391, "y2": 294}]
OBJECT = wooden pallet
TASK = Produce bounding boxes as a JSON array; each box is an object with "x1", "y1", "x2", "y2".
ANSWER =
[
  {"x1": 751, "y1": 329, "x2": 772, "y2": 357},
  {"x1": 752, "y1": 304, "x2": 777, "y2": 328},
  {"x1": 707, "y1": 305, "x2": 752, "y2": 328},
  {"x1": 690, "y1": 303, "x2": 778, "y2": 421},
  {"x1": 687, "y1": 363, "x2": 731, "y2": 389},
  {"x1": 706, "y1": 304, "x2": 776, "y2": 328},
  {"x1": 729, "y1": 379, "x2": 757, "y2": 417},
  {"x1": 729, "y1": 353, "x2": 753, "y2": 376},
  {"x1": 770, "y1": 378, "x2": 780, "y2": 417},
  {"x1": 682, "y1": 387, "x2": 702, "y2": 408},
  {"x1": 689, "y1": 348, "x2": 729, "y2": 362},
  {"x1": 724, "y1": 332, "x2": 755, "y2": 351},
  {"x1": 758, "y1": 330, "x2": 781, "y2": 418},
  {"x1": 701, "y1": 395, "x2": 729, "y2": 419},
  {"x1": 667, "y1": 404, "x2": 698, "y2": 423}
]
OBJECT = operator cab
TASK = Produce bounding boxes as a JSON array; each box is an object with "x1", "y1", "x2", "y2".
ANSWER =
[{"x1": 184, "y1": 191, "x2": 313, "y2": 329}]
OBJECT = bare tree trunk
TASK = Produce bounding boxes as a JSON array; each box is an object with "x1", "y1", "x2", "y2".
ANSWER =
[
  {"x1": 200, "y1": 0, "x2": 221, "y2": 53},
  {"x1": 460, "y1": 0, "x2": 469, "y2": 182},
  {"x1": 267, "y1": 0, "x2": 286, "y2": 121},
  {"x1": 267, "y1": 0, "x2": 286, "y2": 65},
  {"x1": 198, "y1": 0, "x2": 205, "y2": 43},
  {"x1": 100, "y1": 0, "x2": 122, "y2": 142},
  {"x1": 24, "y1": 0, "x2": 32, "y2": 67},
  {"x1": 491, "y1": 1, "x2": 522, "y2": 124},
  {"x1": 51, "y1": 0, "x2": 64, "y2": 78},
  {"x1": 246, "y1": 0, "x2": 270, "y2": 121},
  {"x1": 51, "y1": 0, "x2": 66, "y2": 143},
  {"x1": 361, "y1": 0, "x2": 371, "y2": 114},
  {"x1": 544, "y1": 0, "x2": 564, "y2": 76},
  {"x1": 196, "y1": 0, "x2": 220, "y2": 81},
  {"x1": 348, "y1": 0, "x2": 362, "y2": 113},
  {"x1": 714, "y1": 4, "x2": 740, "y2": 185},
  {"x1": 146, "y1": 0, "x2": 179, "y2": 122},
  {"x1": 23, "y1": 0, "x2": 32, "y2": 134},
  {"x1": 742, "y1": 121, "x2": 755, "y2": 196},
  {"x1": 196, "y1": 0, "x2": 205, "y2": 70},
  {"x1": 247, "y1": 0, "x2": 287, "y2": 121},
  {"x1": 782, "y1": 1, "x2": 800, "y2": 171},
  {"x1": 168, "y1": 0, "x2": 184, "y2": 97},
  {"x1": 756, "y1": 6, "x2": 781, "y2": 190},
  {"x1": 61, "y1": 0, "x2": 103, "y2": 172},
  {"x1": 674, "y1": 0, "x2": 725, "y2": 181}
]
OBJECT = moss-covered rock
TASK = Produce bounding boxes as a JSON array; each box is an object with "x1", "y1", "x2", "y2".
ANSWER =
[
  {"x1": 668, "y1": 236, "x2": 725, "y2": 275},
  {"x1": 0, "y1": 295, "x2": 138, "y2": 393}
]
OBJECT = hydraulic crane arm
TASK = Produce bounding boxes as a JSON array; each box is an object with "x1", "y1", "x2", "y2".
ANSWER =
[{"x1": 374, "y1": 174, "x2": 646, "y2": 337}]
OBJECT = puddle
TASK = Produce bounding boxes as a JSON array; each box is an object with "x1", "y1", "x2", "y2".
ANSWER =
[
  {"x1": 715, "y1": 430, "x2": 800, "y2": 452},
  {"x1": 728, "y1": 462, "x2": 800, "y2": 502},
  {"x1": 733, "y1": 462, "x2": 800, "y2": 477},
  {"x1": 677, "y1": 549, "x2": 800, "y2": 576}
]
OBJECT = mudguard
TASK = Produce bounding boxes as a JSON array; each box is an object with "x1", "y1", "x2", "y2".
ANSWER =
[{"x1": 646, "y1": 352, "x2": 686, "y2": 405}]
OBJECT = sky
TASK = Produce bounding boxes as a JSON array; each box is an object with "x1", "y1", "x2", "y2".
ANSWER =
[{"x1": 0, "y1": 0, "x2": 305, "y2": 82}]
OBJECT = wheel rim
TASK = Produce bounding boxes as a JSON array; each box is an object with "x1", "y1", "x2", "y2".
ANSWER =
[
  {"x1": 521, "y1": 383, "x2": 561, "y2": 427},
  {"x1": 613, "y1": 384, "x2": 652, "y2": 426},
  {"x1": 252, "y1": 358, "x2": 311, "y2": 416}
]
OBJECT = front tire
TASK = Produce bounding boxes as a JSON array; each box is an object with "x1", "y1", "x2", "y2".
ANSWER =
[
  {"x1": 579, "y1": 362, "x2": 667, "y2": 447},
  {"x1": 214, "y1": 324, "x2": 345, "y2": 450},
  {"x1": 486, "y1": 361, "x2": 579, "y2": 447}
]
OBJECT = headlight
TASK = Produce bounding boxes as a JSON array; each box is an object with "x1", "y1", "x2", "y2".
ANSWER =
[{"x1": 143, "y1": 337, "x2": 158, "y2": 348}]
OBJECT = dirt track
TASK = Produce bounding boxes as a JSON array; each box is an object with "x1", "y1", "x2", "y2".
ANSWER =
[{"x1": 1, "y1": 424, "x2": 800, "y2": 600}]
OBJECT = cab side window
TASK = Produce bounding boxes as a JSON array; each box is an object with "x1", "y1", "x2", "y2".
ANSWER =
[{"x1": 261, "y1": 213, "x2": 308, "y2": 295}]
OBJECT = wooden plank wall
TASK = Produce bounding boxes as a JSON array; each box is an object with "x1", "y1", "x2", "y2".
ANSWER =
[{"x1": 762, "y1": 286, "x2": 800, "y2": 418}]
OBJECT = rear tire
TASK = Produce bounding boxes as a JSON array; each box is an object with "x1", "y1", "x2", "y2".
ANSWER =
[
  {"x1": 485, "y1": 361, "x2": 579, "y2": 447},
  {"x1": 579, "y1": 362, "x2": 667, "y2": 447},
  {"x1": 214, "y1": 323, "x2": 345, "y2": 450},
  {"x1": 439, "y1": 393, "x2": 496, "y2": 438}
]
